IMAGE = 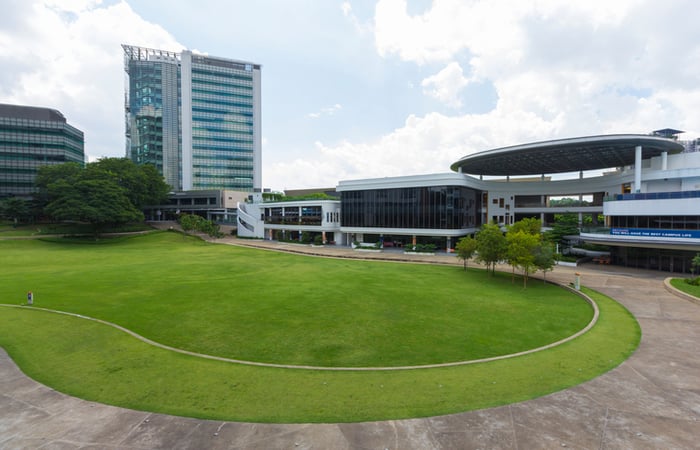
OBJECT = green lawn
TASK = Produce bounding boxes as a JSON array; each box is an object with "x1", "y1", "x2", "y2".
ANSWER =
[
  {"x1": 0, "y1": 231, "x2": 640, "y2": 422},
  {"x1": 669, "y1": 278, "x2": 700, "y2": 299},
  {"x1": 0, "y1": 232, "x2": 592, "y2": 367}
]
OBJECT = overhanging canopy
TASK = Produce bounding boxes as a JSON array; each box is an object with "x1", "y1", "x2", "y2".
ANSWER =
[{"x1": 451, "y1": 135, "x2": 685, "y2": 176}]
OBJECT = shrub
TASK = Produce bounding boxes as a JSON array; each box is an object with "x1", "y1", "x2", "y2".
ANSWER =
[
  {"x1": 684, "y1": 277, "x2": 700, "y2": 286},
  {"x1": 301, "y1": 231, "x2": 312, "y2": 244},
  {"x1": 405, "y1": 243, "x2": 436, "y2": 253}
]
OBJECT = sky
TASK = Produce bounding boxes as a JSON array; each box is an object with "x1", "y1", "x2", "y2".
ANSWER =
[{"x1": 1, "y1": 0, "x2": 699, "y2": 192}]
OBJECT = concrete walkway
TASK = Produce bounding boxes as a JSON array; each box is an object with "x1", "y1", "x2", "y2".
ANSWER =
[{"x1": 1, "y1": 238, "x2": 699, "y2": 449}]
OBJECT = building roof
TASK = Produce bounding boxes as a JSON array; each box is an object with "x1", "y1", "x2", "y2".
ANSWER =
[
  {"x1": 0, "y1": 103, "x2": 67, "y2": 123},
  {"x1": 450, "y1": 134, "x2": 685, "y2": 176}
]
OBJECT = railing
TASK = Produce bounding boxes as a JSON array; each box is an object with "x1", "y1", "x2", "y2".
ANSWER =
[
  {"x1": 580, "y1": 227, "x2": 610, "y2": 234},
  {"x1": 605, "y1": 190, "x2": 700, "y2": 202}
]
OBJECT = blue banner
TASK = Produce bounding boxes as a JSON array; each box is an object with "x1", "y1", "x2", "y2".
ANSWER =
[{"x1": 610, "y1": 228, "x2": 700, "y2": 239}]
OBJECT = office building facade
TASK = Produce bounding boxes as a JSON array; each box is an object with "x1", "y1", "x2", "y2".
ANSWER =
[
  {"x1": 0, "y1": 103, "x2": 84, "y2": 198},
  {"x1": 123, "y1": 45, "x2": 261, "y2": 192},
  {"x1": 238, "y1": 133, "x2": 700, "y2": 272}
]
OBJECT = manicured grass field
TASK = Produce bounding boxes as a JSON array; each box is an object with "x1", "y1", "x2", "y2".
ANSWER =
[
  {"x1": 670, "y1": 278, "x2": 700, "y2": 299},
  {"x1": 0, "y1": 231, "x2": 640, "y2": 422},
  {"x1": 0, "y1": 232, "x2": 592, "y2": 367}
]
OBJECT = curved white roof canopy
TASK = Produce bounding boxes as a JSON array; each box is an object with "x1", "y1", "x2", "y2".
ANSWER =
[{"x1": 451, "y1": 134, "x2": 685, "y2": 176}]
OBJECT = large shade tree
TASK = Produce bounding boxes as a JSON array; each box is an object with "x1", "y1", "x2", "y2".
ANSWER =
[
  {"x1": 87, "y1": 158, "x2": 170, "y2": 209},
  {"x1": 0, "y1": 197, "x2": 32, "y2": 225},
  {"x1": 36, "y1": 158, "x2": 168, "y2": 236},
  {"x1": 44, "y1": 178, "x2": 143, "y2": 237}
]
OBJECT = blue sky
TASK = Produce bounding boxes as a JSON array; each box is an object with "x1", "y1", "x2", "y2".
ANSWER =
[{"x1": 2, "y1": 0, "x2": 699, "y2": 191}]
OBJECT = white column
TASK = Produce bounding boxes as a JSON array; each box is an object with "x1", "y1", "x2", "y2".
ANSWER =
[
  {"x1": 661, "y1": 151, "x2": 668, "y2": 170},
  {"x1": 252, "y1": 65, "x2": 262, "y2": 192},
  {"x1": 181, "y1": 50, "x2": 193, "y2": 191},
  {"x1": 634, "y1": 145, "x2": 642, "y2": 193}
]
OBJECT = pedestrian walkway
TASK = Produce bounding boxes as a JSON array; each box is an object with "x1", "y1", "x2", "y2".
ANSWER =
[{"x1": 1, "y1": 235, "x2": 699, "y2": 448}]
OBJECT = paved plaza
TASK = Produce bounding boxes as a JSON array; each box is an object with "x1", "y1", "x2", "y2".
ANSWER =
[{"x1": 1, "y1": 237, "x2": 699, "y2": 449}]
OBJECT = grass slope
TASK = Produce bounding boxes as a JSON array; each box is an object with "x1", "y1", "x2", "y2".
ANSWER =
[
  {"x1": 670, "y1": 278, "x2": 700, "y2": 299},
  {"x1": 0, "y1": 232, "x2": 640, "y2": 422},
  {"x1": 0, "y1": 232, "x2": 591, "y2": 367}
]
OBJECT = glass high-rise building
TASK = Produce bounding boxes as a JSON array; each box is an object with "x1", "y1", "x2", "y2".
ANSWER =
[
  {"x1": 123, "y1": 45, "x2": 261, "y2": 192},
  {"x1": 0, "y1": 103, "x2": 84, "y2": 198}
]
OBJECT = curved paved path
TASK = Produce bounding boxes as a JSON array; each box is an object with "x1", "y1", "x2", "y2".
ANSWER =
[{"x1": 2, "y1": 239, "x2": 700, "y2": 449}]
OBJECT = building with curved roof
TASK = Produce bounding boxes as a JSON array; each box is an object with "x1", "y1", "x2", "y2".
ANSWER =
[
  {"x1": 451, "y1": 134, "x2": 684, "y2": 176},
  {"x1": 238, "y1": 132, "x2": 700, "y2": 273}
]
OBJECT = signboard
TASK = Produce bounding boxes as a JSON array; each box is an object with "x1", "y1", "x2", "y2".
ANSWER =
[{"x1": 610, "y1": 228, "x2": 700, "y2": 239}]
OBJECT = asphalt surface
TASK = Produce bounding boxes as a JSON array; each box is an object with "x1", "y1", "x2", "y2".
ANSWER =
[{"x1": 1, "y1": 236, "x2": 699, "y2": 449}]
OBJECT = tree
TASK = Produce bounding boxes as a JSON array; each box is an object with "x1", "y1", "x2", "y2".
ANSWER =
[
  {"x1": 474, "y1": 223, "x2": 507, "y2": 275},
  {"x1": 508, "y1": 217, "x2": 541, "y2": 235},
  {"x1": 545, "y1": 213, "x2": 580, "y2": 251},
  {"x1": 44, "y1": 178, "x2": 143, "y2": 237},
  {"x1": 35, "y1": 159, "x2": 169, "y2": 235},
  {"x1": 179, "y1": 213, "x2": 223, "y2": 239},
  {"x1": 87, "y1": 158, "x2": 170, "y2": 208},
  {"x1": 35, "y1": 162, "x2": 83, "y2": 209},
  {"x1": 506, "y1": 231, "x2": 540, "y2": 287},
  {"x1": 533, "y1": 241, "x2": 557, "y2": 283},
  {"x1": 179, "y1": 213, "x2": 203, "y2": 237},
  {"x1": 692, "y1": 253, "x2": 700, "y2": 276},
  {"x1": 455, "y1": 236, "x2": 478, "y2": 270},
  {"x1": 0, "y1": 197, "x2": 31, "y2": 225}
]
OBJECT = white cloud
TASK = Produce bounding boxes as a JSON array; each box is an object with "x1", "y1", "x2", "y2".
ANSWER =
[
  {"x1": 421, "y1": 62, "x2": 470, "y2": 108},
  {"x1": 0, "y1": 0, "x2": 182, "y2": 161},
  {"x1": 341, "y1": 1, "x2": 373, "y2": 35},
  {"x1": 3, "y1": 0, "x2": 699, "y2": 193},
  {"x1": 307, "y1": 103, "x2": 342, "y2": 119},
  {"x1": 279, "y1": 0, "x2": 700, "y2": 190}
]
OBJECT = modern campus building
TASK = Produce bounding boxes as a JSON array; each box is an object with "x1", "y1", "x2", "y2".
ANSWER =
[
  {"x1": 238, "y1": 132, "x2": 700, "y2": 273},
  {"x1": 122, "y1": 45, "x2": 262, "y2": 192},
  {"x1": 0, "y1": 103, "x2": 84, "y2": 199}
]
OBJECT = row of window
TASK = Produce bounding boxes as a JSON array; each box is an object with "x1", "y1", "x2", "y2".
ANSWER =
[
  {"x1": 609, "y1": 215, "x2": 700, "y2": 230},
  {"x1": 191, "y1": 95, "x2": 253, "y2": 110},
  {"x1": 192, "y1": 67, "x2": 253, "y2": 82},
  {"x1": 193, "y1": 181, "x2": 253, "y2": 189},
  {"x1": 0, "y1": 127, "x2": 82, "y2": 138},
  {"x1": 193, "y1": 115, "x2": 254, "y2": 126},
  {"x1": 192, "y1": 125, "x2": 253, "y2": 135},
  {"x1": 0, "y1": 120, "x2": 82, "y2": 138},
  {"x1": 192, "y1": 136, "x2": 253, "y2": 146},
  {"x1": 191, "y1": 104, "x2": 253, "y2": 117},
  {"x1": 341, "y1": 186, "x2": 479, "y2": 230},
  {"x1": 193, "y1": 144, "x2": 253, "y2": 153},
  {"x1": 0, "y1": 142, "x2": 83, "y2": 155},
  {"x1": 0, "y1": 152, "x2": 81, "y2": 162},
  {"x1": 191, "y1": 88, "x2": 252, "y2": 101},
  {"x1": 191, "y1": 75, "x2": 253, "y2": 90},
  {"x1": 190, "y1": 78, "x2": 252, "y2": 91}
]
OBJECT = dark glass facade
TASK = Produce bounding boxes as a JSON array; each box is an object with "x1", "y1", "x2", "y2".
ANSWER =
[
  {"x1": 609, "y1": 215, "x2": 700, "y2": 230},
  {"x1": 0, "y1": 105, "x2": 84, "y2": 197},
  {"x1": 341, "y1": 186, "x2": 479, "y2": 230},
  {"x1": 264, "y1": 205, "x2": 323, "y2": 225},
  {"x1": 125, "y1": 50, "x2": 181, "y2": 189}
]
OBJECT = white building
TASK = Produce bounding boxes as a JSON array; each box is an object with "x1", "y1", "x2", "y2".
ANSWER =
[{"x1": 239, "y1": 133, "x2": 700, "y2": 272}]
